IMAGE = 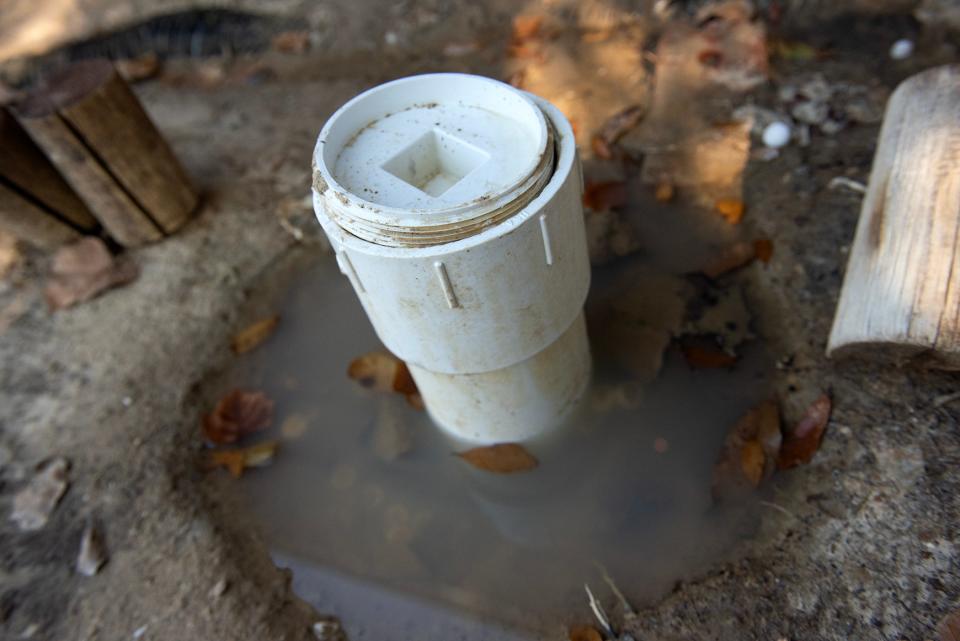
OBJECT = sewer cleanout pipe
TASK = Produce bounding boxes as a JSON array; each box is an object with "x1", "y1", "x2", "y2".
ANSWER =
[{"x1": 312, "y1": 73, "x2": 591, "y2": 443}]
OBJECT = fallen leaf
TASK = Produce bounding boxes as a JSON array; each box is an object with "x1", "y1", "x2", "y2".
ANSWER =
[
  {"x1": 231, "y1": 315, "x2": 280, "y2": 354},
  {"x1": 715, "y1": 198, "x2": 745, "y2": 224},
  {"x1": 754, "y1": 238, "x2": 774, "y2": 263},
  {"x1": 938, "y1": 609, "x2": 960, "y2": 641},
  {"x1": 740, "y1": 439, "x2": 765, "y2": 486},
  {"x1": 207, "y1": 441, "x2": 278, "y2": 478},
  {"x1": 713, "y1": 400, "x2": 781, "y2": 498},
  {"x1": 655, "y1": 182, "x2": 676, "y2": 202},
  {"x1": 701, "y1": 240, "x2": 756, "y2": 278},
  {"x1": 115, "y1": 53, "x2": 161, "y2": 82},
  {"x1": 512, "y1": 15, "x2": 544, "y2": 41},
  {"x1": 347, "y1": 351, "x2": 423, "y2": 408},
  {"x1": 680, "y1": 337, "x2": 738, "y2": 369},
  {"x1": 778, "y1": 393, "x2": 831, "y2": 469},
  {"x1": 44, "y1": 237, "x2": 138, "y2": 310},
  {"x1": 507, "y1": 42, "x2": 542, "y2": 60},
  {"x1": 76, "y1": 520, "x2": 108, "y2": 576},
  {"x1": 202, "y1": 390, "x2": 274, "y2": 445},
  {"x1": 506, "y1": 69, "x2": 526, "y2": 89},
  {"x1": 11, "y1": 457, "x2": 69, "y2": 531},
  {"x1": 456, "y1": 443, "x2": 538, "y2": 474},
  {"x1": 569, "y1": 625, "x2": 603, "y2": 641},
  {"x1": 272, "y1": 30, "x2": 310, "y2": 53},
  {"x1": 583, "y1": 181, "x2": 628, "y2": 211}
]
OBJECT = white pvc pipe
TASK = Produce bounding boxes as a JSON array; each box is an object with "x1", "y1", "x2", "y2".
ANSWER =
[{"x1": 312, "y1": 73, "x2": 591, "y2": 443}]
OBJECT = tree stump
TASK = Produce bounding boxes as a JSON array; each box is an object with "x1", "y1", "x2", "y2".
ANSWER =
[
  {"x1": 0, "y1": 108, "x2": 99, "y2": 250},
  {"x1": 828, "y1": 65, "x2": 960, "y2": 368},
  {"x1": 12, "y1": 60, "x2": 198, "y2": 248}
]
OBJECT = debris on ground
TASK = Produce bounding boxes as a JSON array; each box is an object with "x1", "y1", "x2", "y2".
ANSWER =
[
  {"x1": 11, "y1": 457, "x2": 69, "y2": 531},
  {"x1": 584, "y1": 209, "x2": 642, "y2": 266},
  {"x1": 202, "y1": 390, "x2": 275, "y2": 445},
  {"x1": 683, "y1": 284, "x2": 754, "y2": 352},
  {"x1": 679, "y1": 335, "x2": 739, "y2": 369},
  {"x1": 312, "y1": 617, "x2": 346, "y2": 641},
  {"x1": 230, "y1": 315, "x2": 280, "y2": 354},
  {"x1": 714, "y1": 198, "x2": 745, "y2": 224},
  {"x1": 114, "y1": 53, "x2": 161, "y2": 83},
  {"x1": 347, "y1": 351, "x2": 423, "y2": 408},
  {"x1": 455, "y1": 443, "x2": 538, "y2": 474},
  {"x1": 206, "y1": 441, "x2": 278, "y2": 478},
  {"x1": 76, "y1": 520, "x2": 108, "y2": 576},
  {"x1": 761, "y1": 121, "x2": 791, "y2": 148},
  {"x1": 778, "y1": 393, "x2": 831, "y2": 469},
  {"x1": 44, "y1": 238, "x2": 139, "y2": 311},
  {"x1": 272, "y1": 31, "x2": 311, "y2": 54},
  {"x1": 889, "y1": 38, "x2": 914, "y2": 60},
  {"x1": 0, "y1": 231, "x2": 21, "y2": 279},
  {"x1": 569, "y1": 624, "x2": 603, "y2": 641},
  {"x1": 591, "y1": 105, "x2": 646, "y2": 160},
  {"x1": 713, "y1": 400, "x2": 781, "y2": 496},
  {"x1": 701, "y1": 238, "x2": 772, "y2": 278}
]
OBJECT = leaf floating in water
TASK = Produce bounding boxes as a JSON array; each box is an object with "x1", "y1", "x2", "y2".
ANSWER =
[
  {"x1": 753, "y1": 238, "x2": 774, "y2": 263},
  {"x1": 655, "y1": 182, "x2": 676, "y2": 203},
  {"x1": 713, "y1": 400, "x2": 781, "y2": 498},
  {"x1": 231, "y1": 315, "x2": 280, "y2": 354},
  {"x1": 568, "y1": 625, "x2": 603, "y2": 641},
  {"x1": 456, "y1": 443, "x2": 539, "y2": 474},
  {"x1": 583, "y1": 181, "x2": 628, "y2": 212},
  {"x1": 203, "y1": 390, "x2": 274, "y2": 445},
  {"x1": 714, "y1": 198, "x2": 745, "y2": 224},
  {"x1": 347, "y1": 351, "x2": 423, "y2": 409},
  {"x1": 680, "y1": 337, "x2": 738, "y2": 369},
  {"x1": 701, "y1": 240, "x2": 757, "y2": 278},
  {"x1": 778, "y1": 393, "x2": 831, "y2": 469},
  {"x1": 207, "y1": 441, "x2": 278, "y2": 478}
]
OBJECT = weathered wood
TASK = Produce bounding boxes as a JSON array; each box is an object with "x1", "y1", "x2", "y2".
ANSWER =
[
  {"x1": 0, "y1": 182, "x2": 80, "y2": 250},
  {"x1": 0, "y1": 108, "x2": 99, "y2": 235},
  {"x1": 828, "y1": 65, "x2": 960, "y2": 368},
  {"x1": 13, "y1": 60, "x2": 197, "y2": 247}
]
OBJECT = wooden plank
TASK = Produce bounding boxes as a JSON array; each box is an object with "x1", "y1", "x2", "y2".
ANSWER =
[{"x1": 828, "y1": 64, "x2": 960, "y2": 367}]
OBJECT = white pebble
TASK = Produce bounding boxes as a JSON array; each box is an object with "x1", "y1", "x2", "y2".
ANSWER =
[
  {"x1": 890, "y1": 39, "x2": 914, "y2": 60},
  {"x1": 762, "y1": 121, "x2": 791, "y2": 149}
]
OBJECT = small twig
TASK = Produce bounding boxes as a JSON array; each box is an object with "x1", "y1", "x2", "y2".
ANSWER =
[
  {"x1": 932, "y1": 391, "x2": 960, "y2": 408},
  {"x1": 828, "y1": 176, "x2": 867, "y2": 194},
  {"x1": 585, "y1": 583, "x2": 614, "y2": 638},
  {"x1": 595, "y1": 563, "x2": 637, "y2": 620},
  {"x1": 759, "y1": 500, "x2": 797, "y2": 520}
]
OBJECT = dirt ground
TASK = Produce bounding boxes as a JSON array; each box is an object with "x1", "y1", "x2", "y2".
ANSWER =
[{"x1": 1, "y1": 1, "x2": 959, "y2": 640}]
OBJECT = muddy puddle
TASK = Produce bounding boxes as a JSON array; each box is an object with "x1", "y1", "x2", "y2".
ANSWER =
[{"x1": 232, "y1": 190, "x2": 773, "y2": 639}]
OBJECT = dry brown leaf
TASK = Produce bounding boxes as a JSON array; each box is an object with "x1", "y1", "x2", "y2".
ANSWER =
[
  {"x1": 272, "y1": 30, "x2": 311, "y2": 53},
  {"x1": 740, "y1": 439, "x2": 765, "y2": 486},
  {"x1": 714, "y1": 399, "x2": 782, "y2": 498},
  {"x1": 655, "y1": 182, "x2": 676, "y2": 203},
  {"x1": 938, "y1": 609, "x2": 960, "y2": 641},
  {"x1": 778, "y1": 393, "x2": 831, "y2": 469},
  {"x1": 203, "y1": 390, "x2": 274, "y2": 445},
  {"x1": 569, "y1": 625, "x2": 603, "y2": 641},
  {"x1": 680, "y1": 337, "x2": 738, "y2": 369},
  {"x1": 702, "y1": 240, "x2": 756, "y2": 278},
  {"x1": 715, "y1": 198, "x2": 745, "y2": 224},
  {"x1": 231, "y1": 315, "x2": 280, "y2": 354},
  {"x1": 754, "y1": 238, "x2": 774, "y2": 263},
  {"x1": 512, "y1": 15, "x2": 544, "y2": 41},
  {"x1": 207, "y1": 441, "x2": 278, "y2": 478},
  {"x1": 456, "y1": 443, "x2": 538, "y2": 474},
  {"x1": 115, "y1": 53, "x2": 161, "y2": 82},
  {"x1": 44, "y1": 237, "x2": 138, "y2": 310},
  {"x1": 583, "y1": 181, "x2": 628, "y2": 212},
  {"x1": 348, "y1": 351, "x2": 423, "y2": 409}
]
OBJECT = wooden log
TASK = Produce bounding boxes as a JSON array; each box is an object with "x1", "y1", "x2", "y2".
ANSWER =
[
  {"x1": 0, "y1": 182, "x2": 80, "y2": 250},
  {"x1": 0, "y1": 108, "x2": 99, "y2": 235},
  {"x1": 827, "y1": 65, "x2": 960, "y2": 368},
  {"x1": 12, "y1": 60, "x2": 198, "y2": 247}
]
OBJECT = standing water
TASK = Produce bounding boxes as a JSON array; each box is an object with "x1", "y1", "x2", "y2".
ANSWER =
[{"x1": 233, "y1": 210, "x2": 773, "y2": 638}]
